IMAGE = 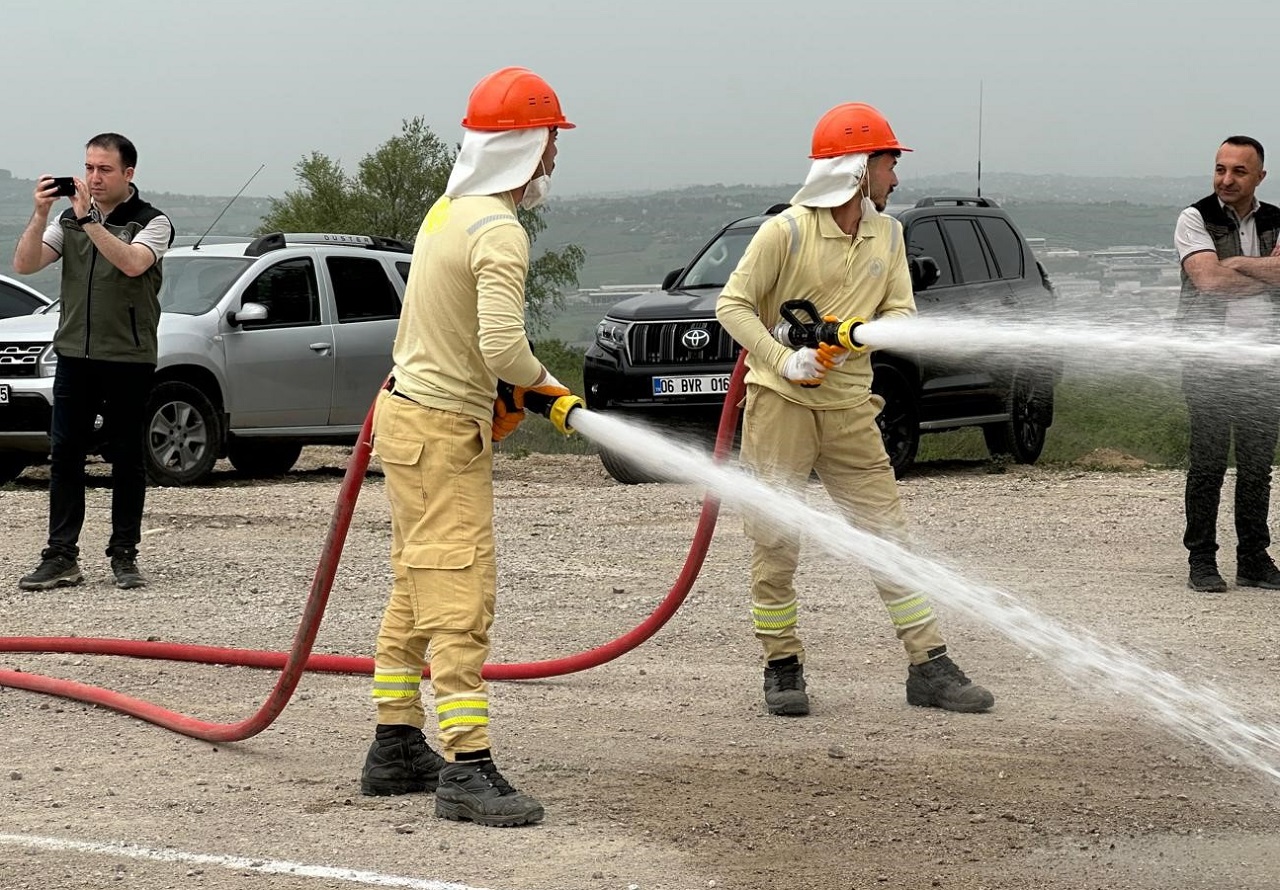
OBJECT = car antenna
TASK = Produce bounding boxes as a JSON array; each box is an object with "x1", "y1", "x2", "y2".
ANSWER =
[
  {"x1": 192, "y1": 164, "x2": 265, "y2": 251},
  {"x1": 976, "y1": 81, "x2": 983, "y2": 200}
]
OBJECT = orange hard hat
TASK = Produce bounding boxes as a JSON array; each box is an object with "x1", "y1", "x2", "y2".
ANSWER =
[
  {"x1": 810, "y1": 102, "x2": 910, "y2": 159},
  {"x1": 461, "y1": 66, "x2": 576, "y2": 131}
]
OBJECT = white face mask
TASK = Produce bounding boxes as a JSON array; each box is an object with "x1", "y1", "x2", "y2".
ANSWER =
[{"x1": 519, "y1": 162, "x2": 551, "y2": 210}]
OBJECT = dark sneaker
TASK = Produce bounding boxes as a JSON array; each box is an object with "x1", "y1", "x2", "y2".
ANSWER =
[
  {"x1": 907, "y1": 655, "x2": 995, "y2": 713},
  {"x1": 110, "y1": 553, "x2": 147, "y2": 590},
  {"x1": 763, "y1": 654, "x2": 810, "y2": 716},
  {"x1": 1188, "y1": 563, "x2": 1228, "y2": 593},
  {"x1": 435, "y1": 758, "x2": 544, "y2": 827},
  {"x1": 18, "y1": 552, "x2": 84, "y2": 591},
  {"x1": 1237, "y1": 553, "x2": 1280, "y2": 590},
  {"x1": 360, "y1": 726, "x2": 445, "y2": 796}
]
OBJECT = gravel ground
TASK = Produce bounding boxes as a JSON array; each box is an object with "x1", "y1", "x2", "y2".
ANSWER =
[{"x1": 1, "y1": 448, "x2": 1279, "y2": 890}]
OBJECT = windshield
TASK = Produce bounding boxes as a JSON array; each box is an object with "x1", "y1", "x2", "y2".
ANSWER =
[
  {"x1": 678, "y1": 227, "x2": 757, "y2": 289},
  {"x1": 157, "y1": 256, "x2": 254, "y2": 315}
]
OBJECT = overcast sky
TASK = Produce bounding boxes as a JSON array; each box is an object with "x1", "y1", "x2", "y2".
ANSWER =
[{"x1": 5, "y1": 0, "x2": 1277, "y2": 200}]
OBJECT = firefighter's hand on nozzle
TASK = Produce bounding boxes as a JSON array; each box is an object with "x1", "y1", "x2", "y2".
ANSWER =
[
  {"x1": 781, "y1": 347, "x2": 828, "y2": 386},
  {"x1": 491, "y1": 393, "x2": 525, "y2": 443},
  {"x1": 816, "y1": 342, "x2": 849, "y2": 370},
  {"x1": 514, "y1": 370, "x2": 585, "y2": 436}
]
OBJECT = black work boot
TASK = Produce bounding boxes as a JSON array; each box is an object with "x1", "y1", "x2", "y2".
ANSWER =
[
  {"x1": 1237, "y1": 552, "x2": 1280, "y2": 590},
  {"x1": 1188, "y1": 561, "x2": 1228, "y2": 593},
  {"x1": 360, "y1": 725, "x2": 445, "y2": 796},
  {"x1": 434, "y1": 753, "x2": 544, "y2": 827},
  {"x1": 18, "y1": 550, "x2": 84, "y2": 591},
  {"x1": 906, "y1": 654, "x2": 995, "y2": 713},
  {"x1": 109, "y1": 549, "x2": 147, "y2": 590},
  {"x1": 763, "y1": 654, "x2": 810, "y2": 717}
]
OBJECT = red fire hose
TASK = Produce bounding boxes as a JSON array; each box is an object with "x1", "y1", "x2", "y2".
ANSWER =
[{"x1": 0, "y1": 354, "x2": 749, "y2": 742}]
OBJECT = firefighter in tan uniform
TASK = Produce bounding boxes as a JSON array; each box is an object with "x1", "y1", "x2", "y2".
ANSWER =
[
  {"x1": 715, "y1": 103, "x2": 995, "y2": 717},
  {"x1": 358, "y1": 67, "x2": 579, "y2": 827}
]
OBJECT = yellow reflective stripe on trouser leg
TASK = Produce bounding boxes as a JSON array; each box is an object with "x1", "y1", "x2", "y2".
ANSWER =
[
  {"x1": 437, "y1": 694, "x2": 489, "y2": 733},
  {"x1": 752, "y1": 598, "x2": 798, "y2": 635},
  {"x1": 885, "y1": 593, "x2": 935, "y2": 630},
  {"x1": 372, "y1": 667, "x2": 421, "y2": 700}
]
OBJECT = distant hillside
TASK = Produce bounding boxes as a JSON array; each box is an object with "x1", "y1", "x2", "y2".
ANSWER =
[
  {"x1": 0, "y1": 167, "x2": 1215, "y2": 297},
  {"x1": 538, "y1": 173, "x2": 1207, "y2": 288}
]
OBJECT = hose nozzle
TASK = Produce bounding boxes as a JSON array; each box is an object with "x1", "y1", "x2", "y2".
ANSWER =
[
  {"x1": 500, "y1": 383, "x2": 585, "y2": 435},
  {"x1": 774, "y1": 299, "x2": 869, "y2": 354}
]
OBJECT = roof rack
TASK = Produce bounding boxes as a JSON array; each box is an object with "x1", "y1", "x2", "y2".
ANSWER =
[
  {"x1": 244, "y1": 232, "x2": 414, "y2": 257},
  {"x1": 764, "y1": 203, "x2": 790, "y2": 215},
  {"x1": 913, "y1": 196, "x2": 1000, "y2": 208}
]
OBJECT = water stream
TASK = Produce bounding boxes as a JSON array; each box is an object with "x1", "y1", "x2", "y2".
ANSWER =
[{"x1": 570, "y1": 403, "x2": 1280, "y2": 785}]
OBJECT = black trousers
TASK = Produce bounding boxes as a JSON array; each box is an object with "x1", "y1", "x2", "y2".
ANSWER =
[
  {"x1": 1182, "y1": 369, "x2": 1280, "y2": 565},
  {"x1": 46, "y1": 355, "x2": 155, "y2": 560}
]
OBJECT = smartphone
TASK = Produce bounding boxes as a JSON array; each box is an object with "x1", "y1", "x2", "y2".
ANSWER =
[{"x1": 48, "y1": 177, "x2": 77, "y2": 198}]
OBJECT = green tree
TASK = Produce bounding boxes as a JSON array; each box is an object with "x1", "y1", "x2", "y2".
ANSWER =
[{"x1": 259, "y1": 117, "x2": 584, "y2": 333}]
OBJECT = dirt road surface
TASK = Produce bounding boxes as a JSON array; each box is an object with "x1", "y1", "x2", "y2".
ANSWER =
[{"x1": 2, "y1": 450, "x2": 1278, "y2": 890}]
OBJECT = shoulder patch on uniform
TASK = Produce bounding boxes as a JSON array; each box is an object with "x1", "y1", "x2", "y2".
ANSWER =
[{"x1": 421, "y1": 197, "x2": 452, "y2": 236}]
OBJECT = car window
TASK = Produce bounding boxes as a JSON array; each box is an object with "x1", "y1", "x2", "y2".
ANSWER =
[
  {"x1": 395, "y1": 261, "x2": 411, "y2": 283},
  {"x1": 977, "y1": 217, "x2": 1025, "y2": 280},
  {"x1": 0, "y1": 281, "x2": 44, "y2": 317},
  {"x1": 241, "y1": 258, "x2": 320, "y2": 328},
  {"x1": 158, "y1": 256, "x2": 254, "y2": 315},
  {"x1": 680, "y1": 227, "x2": 757, "y2": 289},
  {"x1": 327, "y1": 256, "x2": 402, "y2": 322},
  {"x1": 941, "y1": 218, "x2": 994, "y2": 283},
  {"x1": 906, "y1": 219, "x2": 955, "y2": 287}
]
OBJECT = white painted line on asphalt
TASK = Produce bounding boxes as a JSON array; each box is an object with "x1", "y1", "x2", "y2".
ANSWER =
[{"x1": 0, "y1": 833, "x2": 498, "y2": 890}]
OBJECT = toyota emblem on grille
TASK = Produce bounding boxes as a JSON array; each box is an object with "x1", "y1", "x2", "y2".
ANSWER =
[{"x1": 681, "y1": 329, "x2": 711, "y2": 350}]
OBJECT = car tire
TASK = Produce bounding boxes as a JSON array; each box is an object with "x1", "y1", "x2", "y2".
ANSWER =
[
  {"x1": 0, "y1": 453, "x2": 29, "y2": 485},
  {"x1": 227, "y1": 440, "x2": 303, "y2": 478},
  {"x1": 145, "y1": 381, "x2": 222, "y2": 486},
  {"x1": 599, "y1": 447, "x2": 660, "y2": 485},
  {"x1": 983, "y1": 368, "x2": 1053, "y2": 464},
  {"x1": 871, "y1": 365, "x2": 920, "y2": 478}
]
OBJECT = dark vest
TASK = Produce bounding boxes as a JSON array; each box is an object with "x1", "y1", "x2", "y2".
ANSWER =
[
  {"x1": 1176, "y1": 194, "x2": 1280, "y2": 329},
  {"x1": 54, "y1": 187, "x2": 172, "y2": 363}
]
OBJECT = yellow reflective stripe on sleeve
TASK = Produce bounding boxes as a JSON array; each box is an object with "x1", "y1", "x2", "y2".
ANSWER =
[
  {"x1": 371, "y1": 669, "x2": 421, "y2": 700},
  {"x1": 752, "y1": 598, "x2": 798, "y2": 633},
  {"x1": 885, "y1": 593, "x2": 935, "y2": 629}
]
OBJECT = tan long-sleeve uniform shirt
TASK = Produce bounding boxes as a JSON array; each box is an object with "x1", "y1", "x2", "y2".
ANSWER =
[
  {"x1": 391, "y1": 193, "x2": 543, "y2": 421},
  {"x1": 716, "y1": 204, "x2": 915, "y2": 406}
]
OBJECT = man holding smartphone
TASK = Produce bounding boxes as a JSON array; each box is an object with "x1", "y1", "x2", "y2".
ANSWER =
[{"x1": 12, "y1": 133, "x2": 173, "y2": 592}]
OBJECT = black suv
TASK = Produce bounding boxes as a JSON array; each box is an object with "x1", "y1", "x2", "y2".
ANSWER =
[{"x1": 582, "y1": 196, "x2": 1059, "y2": 483}]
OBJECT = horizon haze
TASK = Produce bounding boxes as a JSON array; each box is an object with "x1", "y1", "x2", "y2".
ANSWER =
[{"x1": 3, "y1": 0, "x2": 1278, "y2": 203}]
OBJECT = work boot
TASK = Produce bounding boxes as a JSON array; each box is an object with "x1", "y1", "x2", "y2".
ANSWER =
[
  {"x1": 360, "y1": 725, "x2": 445, "y2": 796},
  {"x1": 18, "y1": 550, "x2": 83, "y2": 591},
  {"x1": 109, "y1": 550, "x2": 147, "y2": 590},
  {"x1": 1236, "y1": 553, "x2": 1280, "y2": 590},
  {"x1": 763, "y1": 654, "x2": 810, "y2": 717},
  {"x1": 1188, "y1": 561, "x2": 1228, "y2": 593},
  {"x1": 906, "y1": 654, "x2": 995, "y2": 713},
  {"x1": 434, "y1": 754, "x2": 545, "y2": 827}
]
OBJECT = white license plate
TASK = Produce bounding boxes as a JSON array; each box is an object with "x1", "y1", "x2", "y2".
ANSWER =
[
  {"x1": 651, "y1": 374, "x2": 731, "y2": 397},
  {"x1": 0, "y1": 384, "x2": 8, "y2": 405}
]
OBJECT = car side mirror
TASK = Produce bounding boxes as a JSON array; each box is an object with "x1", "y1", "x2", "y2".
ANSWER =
[
  {"x1": 910, "y1": 256, "x2": 941, "y2": 292},
  {"x1": 227, "y1": 301, "x2": 268, "y2": 326},
  {"x1": 661, "y1": 268, "x2": 684, "y2": 291}
]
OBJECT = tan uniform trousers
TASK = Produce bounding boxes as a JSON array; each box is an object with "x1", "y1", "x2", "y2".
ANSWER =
[
  {"x1": 740, "y1": 385, "x2": 946, "y2": 665},
  {"x1": 370, "y1": 389, "x2": 496, "y2": 759}
]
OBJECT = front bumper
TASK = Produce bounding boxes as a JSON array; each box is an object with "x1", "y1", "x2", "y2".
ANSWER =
[{"x1": 0, "y1": 376, "x2": 54, "y2": 453}]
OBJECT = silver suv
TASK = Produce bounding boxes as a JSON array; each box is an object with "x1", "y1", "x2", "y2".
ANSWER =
[{"x1": 0, "y1": 232, "x2": 410, "y2": 485}]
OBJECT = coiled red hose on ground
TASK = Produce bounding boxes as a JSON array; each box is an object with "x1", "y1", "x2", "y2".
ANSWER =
[{"x1": 0, "y1": 354, "x2": 749, "y2": 742}]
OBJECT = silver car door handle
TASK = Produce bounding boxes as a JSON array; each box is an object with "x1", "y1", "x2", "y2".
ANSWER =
[{"x1": 309, "y1": 342, "x2": 333, "y2": 354}]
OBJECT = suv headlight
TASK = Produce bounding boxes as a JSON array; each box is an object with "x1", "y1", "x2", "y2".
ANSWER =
[
  {"x1": 595, "y1": 318, "x2": 630, "y2": 353},
  {"x1": 38, "y1": 343, "x2": 58, "y2": 377}
]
